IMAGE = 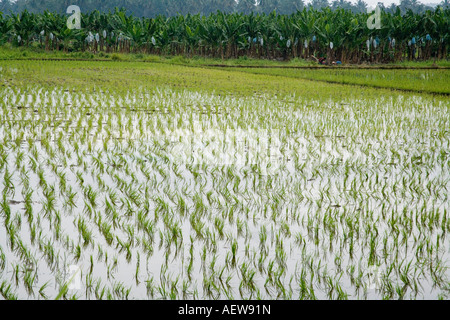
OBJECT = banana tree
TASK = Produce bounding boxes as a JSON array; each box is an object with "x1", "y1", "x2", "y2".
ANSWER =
[
  {"x1": 37, "y1": 11, "x2": 65, "y2": 50},
  {"x1": 219, "y1": 12, "x2": 244, "y2": 59},
  {"x1": 238, "y1": 12, "x2": 263, "y2": 57},
  {"x1": 55, "y1": 27, "x2": 82, "y2": 52},
  {"x1": 293, "y1": 9, "x2": 319, "y2": 59},
  {"x1": 434, "y1": 7, "x2": 449, "y2": 59},
  {"x1": 151, "y1": 17, "x2": 172, "y2": 55},
  {"x1": 128, "y1": 20, "x2": 146, "y2": 52},
  {"x1": 199, "y1": 15, "x2": 223, "y2": 58},
  {"x1": 0, "y1": 12, "x2": 12, "y2": 45},
  {"x1": 340, "y1": 15, "x2": 365, "y2": 63},
  {"x1": 12, "y1": 10, "x2": 37, "y2": 46},
  {"x1": 140, "y1": 17, "x2": 159, "y2": 54},
  {"x1": 314, "y1": 9, "x2": 341, "y2": 63},
  {"x1": 180, "y1": 14, "x2": 202, "y2": 57},
  {"x1": 110, "y1": 9, "x2": 136, "y2": 52}
]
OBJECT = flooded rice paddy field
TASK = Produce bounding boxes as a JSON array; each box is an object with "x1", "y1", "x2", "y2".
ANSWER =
[{"x1": 0, "y1": 84, "x2": 449, "y2": 300}]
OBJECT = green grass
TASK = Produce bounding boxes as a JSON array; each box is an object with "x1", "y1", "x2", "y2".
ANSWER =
[
  {"x1": 229, "y1": 67, "x2": 450, "y2": 95},
  {"x1": 2, "y1": 59, "x2": 448, "y2": 103}
]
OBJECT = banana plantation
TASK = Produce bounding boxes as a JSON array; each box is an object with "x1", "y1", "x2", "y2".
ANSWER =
[{"x1": 0, "y1": 7, "x2": 449, "y2": 63}]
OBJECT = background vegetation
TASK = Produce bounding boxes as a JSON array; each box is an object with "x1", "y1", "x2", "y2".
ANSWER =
[
  {"x1": 0, "y1": 6, "x2": 449, "y2": 63},
  {"x1": 0, "y1": 0, "x2": 449, "y2": 17}
]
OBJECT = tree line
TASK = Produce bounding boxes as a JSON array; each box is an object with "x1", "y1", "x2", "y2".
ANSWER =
[
  {"x1": 0, "y1": 6, "x2": 448, "y2": 64},
  {"x1": 0, "y1": 0, "x2": 448, "y2": 17}
]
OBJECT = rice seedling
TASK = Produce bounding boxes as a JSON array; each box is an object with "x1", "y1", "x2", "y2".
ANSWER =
[
  {"x1": 38, "y1": 281, "x2": 50, "y2": 300},
  {"x1": 77, "y1": 217, "x2": 93, "y2": 247},
  {"x1": 0, "y1": 281, "x2": 17, "y2": 300}
]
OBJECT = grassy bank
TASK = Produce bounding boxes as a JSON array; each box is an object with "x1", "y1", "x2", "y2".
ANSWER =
[
  {"x1": 226, "y1": 67, "x2": 450, "y2": 95},
  {"x1": 1, "y1": 45, "x2": 449, "y2": 68}
]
